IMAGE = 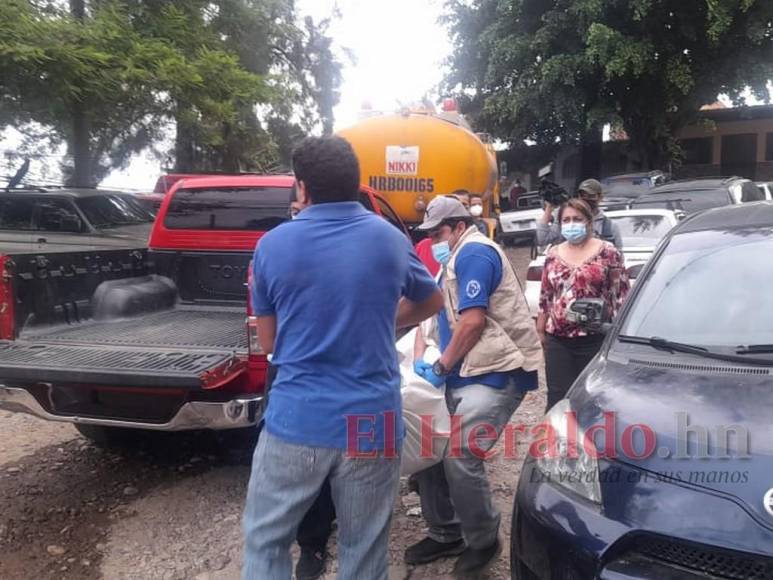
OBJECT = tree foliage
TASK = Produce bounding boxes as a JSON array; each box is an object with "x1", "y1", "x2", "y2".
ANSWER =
[
  {"x1": 444, "y1": 0, "x2": 773, "y2": 173},
  {"x1": 0, "y1": 0, "x2": 343, "y2": 185}
]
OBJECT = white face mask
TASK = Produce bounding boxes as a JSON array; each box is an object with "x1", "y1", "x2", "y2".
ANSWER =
[{"x1": 470, "y1": 205, "x2": 483, "y2": 217}]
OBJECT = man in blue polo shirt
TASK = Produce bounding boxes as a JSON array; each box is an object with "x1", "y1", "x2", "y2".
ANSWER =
[
  {"x1": 406, "y1": 196, "x2": 543, "y2": 577},
  {"x1": 242, "y1": 136, "x2": 442, "y2": 580}
]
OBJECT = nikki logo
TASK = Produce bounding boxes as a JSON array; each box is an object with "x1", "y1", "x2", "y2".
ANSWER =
[{"x1": 385, "y1": 146, "x2": 419, "y2": 176}]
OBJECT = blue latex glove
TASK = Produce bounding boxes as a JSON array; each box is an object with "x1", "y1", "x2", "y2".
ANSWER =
[
  {"x1": 414, "y1": 360, "x2": 445, "y2": 388},
  {"x1": 413, "y1": 360, "x2": 433, "y2": 376}
]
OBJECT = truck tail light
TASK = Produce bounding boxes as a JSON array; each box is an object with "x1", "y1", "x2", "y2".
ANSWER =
[
  {"x1": 526, "y1": 265, "x2": 543, "y2": 282},
  {"x1": 245, "y1": 260, "x2": 264, "y2": 357},
  {"x1": 247, "y1": 316, "x2": 263, "y2": 356},
  {"x1": 0, "y1": 255, "x2": 15, "y2": 340}
]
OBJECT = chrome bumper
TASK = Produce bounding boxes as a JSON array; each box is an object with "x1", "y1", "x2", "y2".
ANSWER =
[{"x1": 0, "y1": 386, "x2": 263, "y2": 431}]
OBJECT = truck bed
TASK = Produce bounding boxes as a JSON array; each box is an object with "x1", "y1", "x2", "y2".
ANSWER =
[
  {"x1": 0, "y1": 307, "x2": 246, "y2": 388},
  {"x1": 21, "y1": 306, "x2": 247, "y2": 350}
]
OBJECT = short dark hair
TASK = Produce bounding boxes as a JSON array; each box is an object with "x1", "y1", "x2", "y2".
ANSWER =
[
  {"x1": 438, "y1": 216, "x2": 474, "y2": 231},
  {"x1": 292, "y1": 136, "x2": 361, "y2": 204}
]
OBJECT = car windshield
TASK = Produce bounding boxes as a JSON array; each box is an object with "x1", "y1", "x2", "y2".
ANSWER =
[
  {"x1": 619, "y1": 228, "x2": 773, "y2": 348},
  {"x1": 75, "y1": 195, "x2": 154, "y2": 228},
  {"x1": 609, "y1": 215, "x2": 673, "y2": 248}
]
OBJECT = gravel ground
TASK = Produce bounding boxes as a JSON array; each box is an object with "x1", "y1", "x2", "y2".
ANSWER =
[{"x1": 0, "y1": 245, "x2": 543, "y2": 580}]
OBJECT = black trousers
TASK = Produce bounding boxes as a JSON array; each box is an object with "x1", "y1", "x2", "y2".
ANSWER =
[
  {"x1": 264, "y1": 364, "x2": 336, "y2": 552},
  {"x1": 544, "y1": 333, "x2": 604, "y2": 411},
  {"x1": 296, "y1": 479, "x2": 336, "y2": 551}
]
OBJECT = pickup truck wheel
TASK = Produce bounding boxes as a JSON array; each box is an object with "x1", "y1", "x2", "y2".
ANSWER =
[{"x1": 74, "y1": 424, "x2": 138, "y2": 450}]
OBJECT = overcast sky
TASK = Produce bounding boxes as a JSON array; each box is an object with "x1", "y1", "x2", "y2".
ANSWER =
[
  {"x1": 98, "y1": 0, "x2": 451, "y2": 190},
  {"x1": 297, "y1": 0, "x2": 452, "y2": 129}
]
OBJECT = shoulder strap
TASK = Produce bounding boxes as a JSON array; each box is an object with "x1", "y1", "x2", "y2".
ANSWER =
[{"x1": 600, "y1": 216, "x2": 614, "y2": 241}]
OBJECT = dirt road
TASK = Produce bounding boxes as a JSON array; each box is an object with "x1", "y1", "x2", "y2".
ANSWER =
[{"x1": 0, "y1": 246, "x2": 543, "y2": 580}]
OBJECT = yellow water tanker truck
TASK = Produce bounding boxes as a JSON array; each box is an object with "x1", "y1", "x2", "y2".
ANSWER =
[{"x1": 337, "y1": 106, "x2": 500, "y2": 231}]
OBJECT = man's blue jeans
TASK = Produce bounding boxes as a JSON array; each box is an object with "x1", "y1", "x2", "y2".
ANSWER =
[{"x1": 242, "y1": 430, "x2": 401, "y2": 579}]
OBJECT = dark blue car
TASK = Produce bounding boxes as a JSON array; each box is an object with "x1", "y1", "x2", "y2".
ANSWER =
[{"x1": 511, "y1": 202, "x2": 773, "y2": 579}]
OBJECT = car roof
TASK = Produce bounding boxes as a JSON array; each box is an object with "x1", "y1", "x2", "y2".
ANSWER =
[
  {"x1": 634, "y1": 187, "x2": 729, "y2": 203},
  {"x1": 171, "y1": 175, "x2": 295, "y2": 189},
  {"x1": 649, "y1": 177, "x2": 745, "y2": 193},
  {"x1": 675, "y1": 201, "x2": 773, "y2": 234},
  {"x1": 0, "y1": 187, "x2": 134, "y2": 199},
  {"x1": 603, "y1": 171, "x2": 663, "y2": 182},
  {"x1": 605, "y1": 208, "x2": 679, "y2": 219}
]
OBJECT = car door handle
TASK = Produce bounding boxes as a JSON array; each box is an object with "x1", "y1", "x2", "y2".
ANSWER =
[{"x1": 36, "y1": 237, "x2": 47, "y2": 244}]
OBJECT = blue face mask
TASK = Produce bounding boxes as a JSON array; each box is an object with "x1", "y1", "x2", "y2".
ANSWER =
[
  {"x1": 431, "y1": 241, "x2": 452, "y2": 265},
  {"x1": 561, "y1": 223, "x2": 588, "y2": 245}
]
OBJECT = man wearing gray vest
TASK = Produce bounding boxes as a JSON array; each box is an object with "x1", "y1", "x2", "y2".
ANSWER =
[{"x1": 406, "y1": 196, "x2": 543, "y2": 577}]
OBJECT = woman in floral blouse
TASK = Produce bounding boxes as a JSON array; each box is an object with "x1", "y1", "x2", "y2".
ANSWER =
[{"x1": 537, "y1": 198, "x2": 630, "y2": 410}]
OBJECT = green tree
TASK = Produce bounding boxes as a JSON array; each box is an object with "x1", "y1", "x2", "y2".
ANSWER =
[
  {"x1": 128, "y1": 0, "x2": 343, "y2": 173},
  {"x1": 1, "y1": 0, "x2": 179, "y2": 185},
  {"x1": 444, "y1": 0, "x2": 773, "y2": 176},
  {"x1": 0, "y1": 0, "x2": 343, "y2": 184}
]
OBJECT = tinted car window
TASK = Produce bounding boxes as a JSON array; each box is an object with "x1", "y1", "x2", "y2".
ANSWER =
[
  {"x1": 134, "y1": 196, "x2": 163, "y2": 216},
  {"x1": 164, "y1": 187, "x2": 291, "y2": 230},
  {"x1": 633, "y1": 189, "x2": 729, "y2": 214},
  {"x1": 739, "y1": 181, "x2": 765, "y2": 203},
  {"x1": 602, "y1": 180, "x2": 654, "y2": 198},
  {"x1": 374, "y1": 196, "x2": 405, "y2": 233},
  {"x1": 517, "y1": 194, "x2": 542, "y2": 209},
  {"x1": 620, "y1": 228, "x2": 773, "y2": 347},
  {"x1": 75, "y1": 194, "x2": 153, "y2": 228},
  {"x1": 35, "y1": 199, "x2": 83, "y2": 233},
  {"x1": 0, "y1": 196, "x2": 35, "y2": 230},
  {"x1": 609, "y1": 215, "x2": 673, "y2": 248}
]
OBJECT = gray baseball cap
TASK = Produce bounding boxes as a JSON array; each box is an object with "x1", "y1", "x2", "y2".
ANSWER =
[
  {"x1": 578, "y1": 178, "x2": 603, "y2": 196},
  {"x1": 416, "y1": 196, "x2": 471, "y2": 230}
]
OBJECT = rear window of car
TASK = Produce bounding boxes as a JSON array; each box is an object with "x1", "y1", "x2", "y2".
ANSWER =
[
  {"x1": 164, "y1": 187, "x2": 292, "y2": 230},
  {"x1": 602, "y1": 180, "x2": 654, "y2": 198},
  {"x1": 516, "y1": 195, "x2": 542, "y2": 209},
  {"x1": 633, "y1": 188, "x2": 730, "y2": 214},
  {"x1": 609, "y1": 214, "x2": 673, "y2": 247}
]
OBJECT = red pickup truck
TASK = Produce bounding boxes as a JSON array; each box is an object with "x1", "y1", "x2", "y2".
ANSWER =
[{"x1": 0, "y1": 175, "x2": 408, "y2": 446}]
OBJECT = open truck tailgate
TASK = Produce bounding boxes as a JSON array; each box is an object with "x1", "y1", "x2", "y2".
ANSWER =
[
  {"x1": 0, "y1": 342, "x2": 242, "y2": 388},
  {"x1": 1, "y1": 307, "x2": 247, "y2": 389}
]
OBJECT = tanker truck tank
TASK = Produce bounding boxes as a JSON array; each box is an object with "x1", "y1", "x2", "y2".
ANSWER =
[{"x1": 337, "y1": 109, "x2": 500, "y2": 230}]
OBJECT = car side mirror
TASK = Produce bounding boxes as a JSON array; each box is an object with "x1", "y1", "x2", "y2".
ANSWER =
[
  {"x1": 567, "y1": 298, "x2": 611, "y2": 334},
  {"x1": 626, "y1": 263, "x2": 644, "y2": 280}
]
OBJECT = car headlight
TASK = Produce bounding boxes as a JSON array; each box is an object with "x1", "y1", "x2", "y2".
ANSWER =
[{"x1": 535, "y1": 399, "x2": 602, "y2": 504}]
